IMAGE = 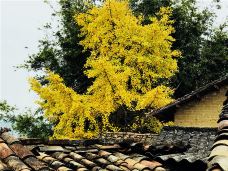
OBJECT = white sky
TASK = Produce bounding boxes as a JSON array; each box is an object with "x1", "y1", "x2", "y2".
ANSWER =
[
  {"x1": 0, "y1": 0, "x2": 228, "y2": 112},
  {"x1": 1, "y1": 0, "x2": 59, "y2": 112}
]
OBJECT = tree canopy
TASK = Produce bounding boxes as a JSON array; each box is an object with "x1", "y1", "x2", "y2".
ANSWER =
[
  {"x1": 0, "y1": 101, "x2": 52, "y2": 139},
  {"x1": 29, "y1": 0, "x2": 180, "y2": 139},
  {"x1": 23, "y1": 0, "x2": 227, "y2": 98},
  {"x1": 0, "y1": 101, "x2": 15, "y2": 119},
  {"x1": 131, "y1": 0, "x2": 227, "y2": 96},
  {"x1": 23, "y1": 0, "x2": 93, "y2": 93}
]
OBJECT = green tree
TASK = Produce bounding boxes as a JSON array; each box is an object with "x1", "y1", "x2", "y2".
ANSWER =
[
  {"x1": 0, "y1": 101, "x2": 52, "y2": 139},
  {"x1": 0, "y1": 100, "x2": 16, "y2": 119},
  {"x1": 197, "y1": 26, "x2": 228, "y2": 84},
  {"x1": 22, "y1": 0, "x2": 95, "y2": 93},
  {"x1": 7, "y1": 109, "x2": 53, "y2": 139},
  {"x1": 130, "y1": 0, "x2": 227, "y2": 97}
]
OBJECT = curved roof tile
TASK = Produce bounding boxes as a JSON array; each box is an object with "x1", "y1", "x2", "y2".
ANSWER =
[{"x1": 207, "y1": 90, "x2": 228, "y2": 171}]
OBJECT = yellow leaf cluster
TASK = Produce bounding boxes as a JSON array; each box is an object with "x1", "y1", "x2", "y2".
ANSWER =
[
  {"x1": 130, "y1": 116, "x2": 174, "y2": 134},
  {"x1": 30, "y1": 0, "x2": 180, "y2": 139},
  {"x1": 76, "y1": 0, "x2": 180, "y2": 109},
  {"x1": 29, "y1": 71, "x2": 119, "y2": 139}
]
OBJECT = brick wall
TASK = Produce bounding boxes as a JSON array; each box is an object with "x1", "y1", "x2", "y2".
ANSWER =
[{"x1": 175, "y1": 85, "x2": 228, "y2": 127}]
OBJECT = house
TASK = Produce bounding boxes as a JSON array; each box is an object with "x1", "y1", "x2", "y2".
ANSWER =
[{"x1": 147, "y1": 75, "x2": 228, "y2": 127}]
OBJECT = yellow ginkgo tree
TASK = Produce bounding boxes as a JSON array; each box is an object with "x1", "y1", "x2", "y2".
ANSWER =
[{"x1": 30, "y1": 0, "x2": 180, "y2": 139}]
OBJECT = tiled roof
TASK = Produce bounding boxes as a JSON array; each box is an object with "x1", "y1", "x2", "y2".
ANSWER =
[
  {"x1": 207, "y1": 90, "x2": 228, "y2": 171},
  {"x1": 146, "y1": 75, "x2": 228, "y2": 116},
  {"x1": 0, "y1": 126, "x2": 217, "y2": 171}
]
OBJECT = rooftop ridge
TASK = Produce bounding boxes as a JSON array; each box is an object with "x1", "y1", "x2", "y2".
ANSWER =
[
  {"x1": 8, "y1": 127, "x2": 218, "y2": 145},
  {"x1": 162, "y1": 126, "x2": 217, "y2": 132}
]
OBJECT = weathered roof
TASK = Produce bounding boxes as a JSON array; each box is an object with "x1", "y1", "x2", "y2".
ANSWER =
[
  {"x1": 1, "y1": 80, "x2": 227, "y2": 171},
  {"x1": 207, "y1": 90, "x2": 228, "y2": 171},
  {"x1": 0, "y1": 126, "x2": 217, "y2": 171},
  {"x1": 146, "y1": 75, "x2": 228, "y2": 116}
]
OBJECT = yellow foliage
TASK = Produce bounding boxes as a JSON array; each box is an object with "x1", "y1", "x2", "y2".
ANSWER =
[
  {"x1": 76, "y1": 0, "x2": 180, "y2": 109},
  {"x1": 130, "y1": 116, "x2": 174, "y2": 134},
  {"x1": 30, "y1": 0, "x2": 180, "y2": 139},
  {"x1": 29, "y1": 71, "x2": 119, "y2": 139}
]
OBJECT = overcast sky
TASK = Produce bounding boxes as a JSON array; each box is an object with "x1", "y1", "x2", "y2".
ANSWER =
[
  {"x1": 1, "y1": 0, "x2": 59, "y2": 112},
  {"x1": 0, "y1": 0, "x2": 228, "y2": 112}
]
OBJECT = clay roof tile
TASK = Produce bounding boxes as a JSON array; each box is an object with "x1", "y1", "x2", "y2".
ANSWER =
[
  {"x1": 0, "y1": 143, "x2": 15, "y2": 159},
  {"x1": 4, "y1": 156, "x2": 31, "y2": 171},
  {"x1": 1, "y1": 132, "x2": 20, "y2": 145},
  {"x1": 0, "y1": 123, "x2": 219, "y2": 171},
  {"x1": 10, "y1": 143, "x2": 34, "y2": 159}
]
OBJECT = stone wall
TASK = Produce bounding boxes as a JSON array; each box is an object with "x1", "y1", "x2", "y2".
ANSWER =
[
  {"x1": 175, "y1": 85, "x2": 228, "y2": 127},
  {"x1": 100, "y1": 132, "x2": 158, "y2": 144}
]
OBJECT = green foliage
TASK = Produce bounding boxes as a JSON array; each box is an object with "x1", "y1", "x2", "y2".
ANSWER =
[
  {"x1": 0, "y1": 100, "x2": 16, "y2": 119},
  {"x1": 0, "y1": 101, "x2": 52, "y2": 139},
  {"x1": 7, "y1": 109, "x2": 53, "y2": 139},
  {"x1": 130, "y1": 0, "x2": 228, "y2": 97},
  {"x1": 198, "y1": 26, "x2": 228, "y2": 84},
  {"x1": 171, "y1": 0, "x2": 216, "y2": 96},
  {"x1": 130, "y1": 0, "x2": 172, "y2": 24},
  {"x1": 22, "y1": 0, "x2": 94, "y2": 93}
]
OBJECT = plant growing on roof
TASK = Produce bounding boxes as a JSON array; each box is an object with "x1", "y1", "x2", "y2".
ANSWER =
[{"x1": 30, "y1": 0, "x2": 180, "y2": 139}]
